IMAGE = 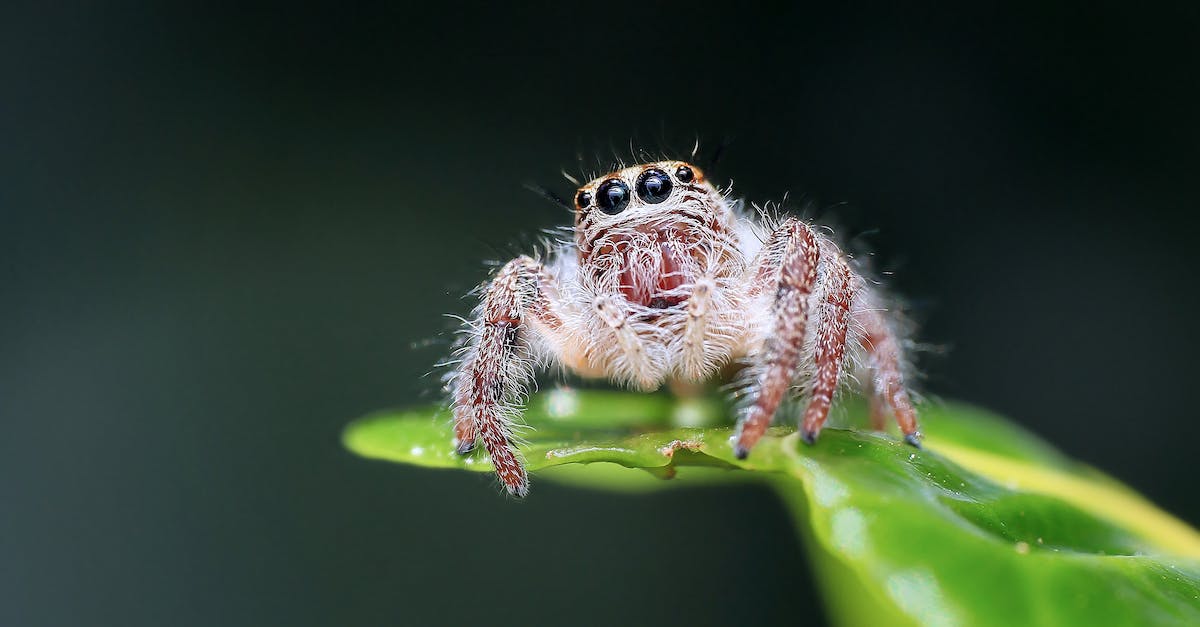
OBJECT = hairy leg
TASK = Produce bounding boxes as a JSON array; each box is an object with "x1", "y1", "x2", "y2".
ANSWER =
[
  {"x1": 799, "y1": 256, "x2": 854, "y2": 443},
  {"x1": 734, "y1": 219, "x2": 819, "y2": 458},
  {"x1": 857, "y1": 307, "x2": 922, "y2": 447},
  {"x1": 868, "y1": 380, "x2": 889, "y2": 431},
  {"x1": 451, "y1": 256, "x2": 569, "y2": 496}
]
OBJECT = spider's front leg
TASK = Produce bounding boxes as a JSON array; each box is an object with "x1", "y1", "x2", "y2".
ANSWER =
[{"x1": 450, "y1": 256, "x2": 568, "y2": 497}]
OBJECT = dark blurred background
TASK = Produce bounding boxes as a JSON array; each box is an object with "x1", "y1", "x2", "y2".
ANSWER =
[{"x1": 3, "y1": 2, "x2": 1198, "y2": 626}]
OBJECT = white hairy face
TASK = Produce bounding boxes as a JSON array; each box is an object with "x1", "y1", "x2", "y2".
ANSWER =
[{"x1": 571, "y1": 161, "x2": 740, "y2": 309}]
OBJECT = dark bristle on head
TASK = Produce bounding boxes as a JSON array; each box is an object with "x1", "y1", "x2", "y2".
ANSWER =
[
  {"x1": 708, "y1": 136, "x2": 733, "y2": 168},
  {"x1": 523, "y1": 182, "x2": 572, "y2": 211}
]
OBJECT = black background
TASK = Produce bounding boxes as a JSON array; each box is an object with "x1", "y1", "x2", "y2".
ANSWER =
[{"x1": 3, "y1": 3, "x2": 1198, "y2": 626}]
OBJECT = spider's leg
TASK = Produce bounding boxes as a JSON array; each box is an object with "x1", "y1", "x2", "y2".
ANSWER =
[
  {"x1": 868, "y1": 379, "x2": 890, "y2": 431},
  {"x1": 856, "y1": 307, "x2": 922, "y2": 447},
  {"x1": 734, "y1": 219, "x2": 819, "y2": 458},
  {"x1": 681, "y1": 277, "x2": 716, "y2": 380},
  {"x1": 451, "y1": 256, "x2": 570, "y2": 496},
  {"x1": 799, "y1": 256, "x2": 854, "y2": 443}
]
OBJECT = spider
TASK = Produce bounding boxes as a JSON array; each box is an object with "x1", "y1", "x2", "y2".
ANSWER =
[{"x1": 447, "y1": 160, "x2": 921, "y2": 496}]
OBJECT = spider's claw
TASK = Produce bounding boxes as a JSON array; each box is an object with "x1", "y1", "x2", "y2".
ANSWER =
[
  {"x1": 733, "y1": 444, "x2": 750, "y2": 460},
  {"x1": 903, "y1": 432, "x2": 923, "y2": 449},
  {"x1": 800, "y1": 429, "x2": 818, "y2": 445},
  {"x1": 455, "y1": 440, "x2": 476, "y2": 455}
]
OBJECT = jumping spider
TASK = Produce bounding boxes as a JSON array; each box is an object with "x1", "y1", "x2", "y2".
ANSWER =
[{"x1": 448, "y1": 161, "x2": 921, "y2": 496}]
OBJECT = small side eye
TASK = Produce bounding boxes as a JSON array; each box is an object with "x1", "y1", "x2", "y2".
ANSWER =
[
  {"x1": 675, "y1": 165, "x2": 694, "y2": 183},
  {"x1": 576, "y1": 190, "x2": 593, "y2": 209},
  {"x1": 636, "y1": 169, "x2": 673, "y2": 204},
  {"x1": 596, "y1": 179, "x2": 630, "y2": 214}
]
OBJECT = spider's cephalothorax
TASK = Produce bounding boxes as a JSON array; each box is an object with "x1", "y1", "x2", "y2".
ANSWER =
[{"x1": 448, "y1": 161, "x2": 920, "y2": 496}]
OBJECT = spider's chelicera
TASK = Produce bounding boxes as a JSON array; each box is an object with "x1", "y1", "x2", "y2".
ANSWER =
[{"x1": 447, "y1": 161, "x2": 921, "y2": 496}]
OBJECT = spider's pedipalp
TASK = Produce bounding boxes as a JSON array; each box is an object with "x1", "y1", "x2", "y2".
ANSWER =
[
  {"x1": 681, "y1": 277, "x2": 716, "y2": 381},
  {"x1": 593, "y1": 295, "x2": 659, "y2": 390}
]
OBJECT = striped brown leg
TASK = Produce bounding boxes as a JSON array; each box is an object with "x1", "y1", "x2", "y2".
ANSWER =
[
  {"x1": 858, "y1": 308, "x2": 922, "y2": 447},
  {"x1": 734, "y1": 220, "x2": 819, "y2": 458},
  {"x1": 451, "y1": 256, "x2": 567, "y2": 496},
  {"x1": 799, "y1": 257, "x2": 854, "y2": 444}
]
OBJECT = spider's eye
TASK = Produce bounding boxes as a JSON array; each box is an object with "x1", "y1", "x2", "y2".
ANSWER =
[
  {"x1": 636, "y1": 169, "x2": 673, "y2": 204},
  {"x1": 575, "y1": 190, "x2": 593, "y2": 209},
  {"x1": 596, "y1": 179, "x2": 630, "y2": 214},
  {"x1": 675, "y1": 165, "x2": 694, "y2": 183}
]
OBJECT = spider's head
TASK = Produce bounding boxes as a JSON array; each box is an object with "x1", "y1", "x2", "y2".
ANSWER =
[
  {"x1": 572, "y1": 161, "x2": 726, "y2": 258},
  {"x1": 572, "y1": 161, "x2": 734, "y2": 306}
]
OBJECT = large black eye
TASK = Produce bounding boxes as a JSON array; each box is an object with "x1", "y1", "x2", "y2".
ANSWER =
[
  {"x1": 675, "y1": 165, "x2": 694, "y2": 183},
  {"x1": 636, "y1": 169, "x2": 673, "y2": 204},
  {"x1": 596, "y1": 179, "x2": 630, "y2": 214}
]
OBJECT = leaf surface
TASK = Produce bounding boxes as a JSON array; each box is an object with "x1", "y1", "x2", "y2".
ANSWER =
[{"x1": 344, "y1": 390, "x2": 1200, "y2": 626}]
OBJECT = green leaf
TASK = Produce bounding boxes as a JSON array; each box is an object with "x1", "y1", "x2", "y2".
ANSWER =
[{"x1": 343, "y1": 390, "x2": 1200, "y2": 626}]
